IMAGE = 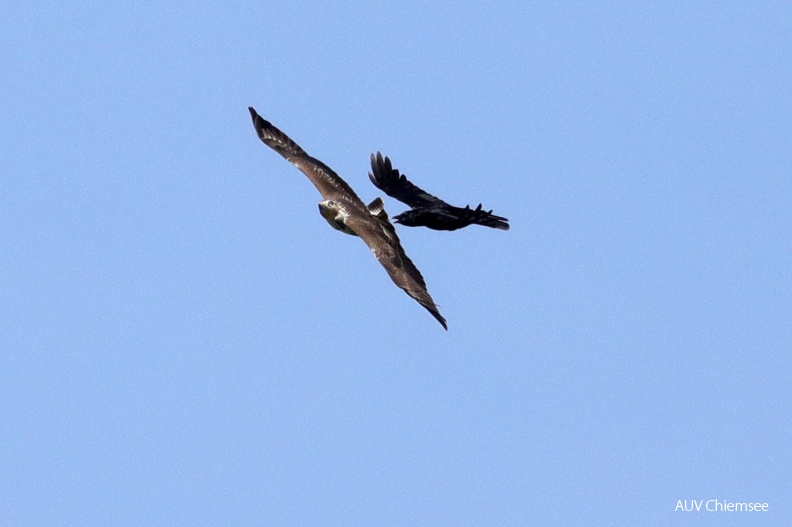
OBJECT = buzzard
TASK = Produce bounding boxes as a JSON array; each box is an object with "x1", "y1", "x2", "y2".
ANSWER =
[
  {"x1": 369, "y1": 152, "x2": 510, "y2": 231},
  {"x1": 248, "y1": 107, "x2": 447, "y2": 330}
]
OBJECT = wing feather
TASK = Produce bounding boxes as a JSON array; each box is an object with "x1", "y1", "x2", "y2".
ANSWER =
[
  {"x1": 249, "y1": 107, "x2": 362, "y2": 203},
  {"x1": 368, "y1": 152, "x2": 449, "y2": 209},
  {"x1": 347, "y1": 210, "x2": 447, "y2": 330}
]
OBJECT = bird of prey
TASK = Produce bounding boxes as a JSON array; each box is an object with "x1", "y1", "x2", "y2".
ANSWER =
[
  {"x1": 248, "y1": 107, "x2": 447, "y2": 330},
  {"x1": 369, "y1": 152, "x2": 510, "y2": 231}
]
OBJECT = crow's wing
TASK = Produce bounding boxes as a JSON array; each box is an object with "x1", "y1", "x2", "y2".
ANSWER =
[{"x1": 368, "y1": 152, "x2": 449, "y2": 209}]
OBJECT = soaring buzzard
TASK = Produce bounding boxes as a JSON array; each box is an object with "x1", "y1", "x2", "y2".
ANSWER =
[
  {"x1": 369, "y1": 152, "x2": 510, "y2": 231},
  {"x1": 248, "y1": 107, "x2": 447, "y2": 330}
]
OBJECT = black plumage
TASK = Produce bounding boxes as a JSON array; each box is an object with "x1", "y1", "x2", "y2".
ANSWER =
[{"x1": 369, "y1": 153, "x2": 510, "y2": 231}]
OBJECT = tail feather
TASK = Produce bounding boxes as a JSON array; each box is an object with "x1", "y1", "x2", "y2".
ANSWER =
[{"x1": 466, "y1": 204, "x2": 510, "y2": 230}]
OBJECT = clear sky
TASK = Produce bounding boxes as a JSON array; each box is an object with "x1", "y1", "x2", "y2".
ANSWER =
[{"x1": 2, "y1": 2, "x2": 790, "y2": 525}]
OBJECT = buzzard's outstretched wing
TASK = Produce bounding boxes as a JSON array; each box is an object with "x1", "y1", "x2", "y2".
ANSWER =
[
  {"x1": 249, "y1": 107, "x2": 362, "y2": 203},
  {"x1": 347, "y1": 210, "x2": 447, "y2": 330},
  {"x1": 368, "y1": 152, "x2": 449, "y2": 209}
]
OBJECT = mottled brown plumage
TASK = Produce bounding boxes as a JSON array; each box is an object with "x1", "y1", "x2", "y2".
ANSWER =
[{"x1": 248, "y1": 107, "x2": 446, "y2": 330}]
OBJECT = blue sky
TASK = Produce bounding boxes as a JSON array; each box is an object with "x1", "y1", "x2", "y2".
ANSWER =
[{"x1": 2, "y1": 2, "x2": 790, "y2": 525}]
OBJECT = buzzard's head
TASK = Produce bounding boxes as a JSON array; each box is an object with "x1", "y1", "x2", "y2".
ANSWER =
[
  {"x1": 318, "y1": 200, "x2": 357, "y2": 236},
  {"x1": 319, "y1": 199, "x2": 340, "y2": 217}
]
